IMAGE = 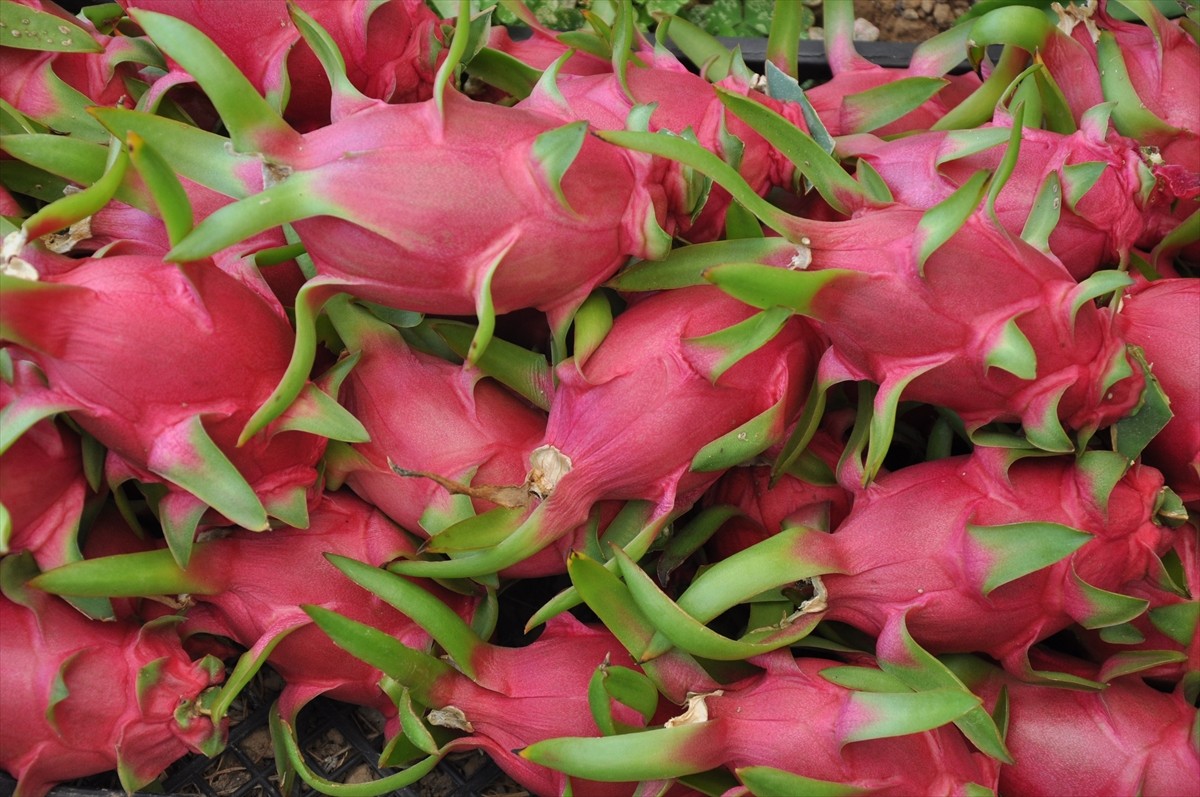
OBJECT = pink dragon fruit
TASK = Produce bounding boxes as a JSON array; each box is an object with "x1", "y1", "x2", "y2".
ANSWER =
[
  {"x1": 1075, "y1": 522, "x2": 1198, "y2": 688},
  {"x1": 388, "y1": 284, "x2": 824, "y2": 578},
  {"x1": 817, "y1": 449, "x2": 1174, "y2": 670},
  {"x1": 604, "y1": 121, "x2": 1147, "y2": 462},
  {"x1": 102, "y1": 8, "x2": 669, "y2": 334},
  {"x1": 946, "y1": 651, "x2": 1200, "y2": 796},
  {"x1": 522, "y1": 650, "x2": 999, "y2": 794},
  {"x1": 620, "y1": 447, "x2": 1177, "y2": 676},
  {"x1": 702, "y1": 425, "x2": 853, "y2": 561},
  {"x1": 325, "y1": 301, "x2": 545, "y2": 535},
  {"x1": 518, "y1": 47, "x2": 791, "y2": 243},
  {"x1": 0, "y1": 254, "x2": 364, "y2": 564},
  {"x1": 0, "y1": 0, "x2": 160, "y2": 142},
  {"x1": 118, "y1": 0, "x2": 442, "y2": 130},
  {"x1": 305, "y1": 561, "x2": 652, "y2": 797},
  {"x1": 0, "y1": 555, "x2": 225, "y2": 797},
  {"x1": 839, "y1": 109, "x2": 1163, "y2": 278},
  {"x1": 32, "y1": 490, "x2": 480, "y2": 725},
  {"x1": 0, "y1": 358, "x2": 88, "y2": 571},
  {"x1": 1115, "y1": 276, "x2": 1200, "y2": 506}
]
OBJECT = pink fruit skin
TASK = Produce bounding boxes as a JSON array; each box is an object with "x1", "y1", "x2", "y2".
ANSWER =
[
  {"x1": 966, "y1": 655, "x2": 1200, "y2": 797},
  {"x1": 677, "y1": 652, "x2": 998, "y2": 794},
  {"x1": 800, "y1": 208, "x2": 1143, "y2": 439},
  {"x1": 1077, "y1": 524, "x2": 1199, "y2": 685},
  {"x1": 428, "y1": 614, "x2": 648, "y2": 797},
  {"x1": 841, "y1": 120, "x2": 1160, "y2": 278},
  {"x1": 703, "y1": 430, "x2": 852, "y2": 561},
  {"x1": 520, "y1": 62, "x2": 787, "y2": 243},
  {"x1": 287, "y1": 90, "x2": 663, "y2": 320},
  {"x1": 336, "y1": 319, "x2": 544, "y2": 531},
  {"x1": 822, "y1": 449, "x2": 1172, "y2": 669},
  {"x1": 174, "y1": 492, "x2": 478, "y2": 721},
  {"x1": 1, "y1": 256, "x2": 327, "y2": 525},
  {"x1": 485, "y1": 25, "x2": 610, "y2": 76},
  {"x1": 1115, "y1": 277, "x2": 1200, "y2": 506},
  {"x1": 534, "y1": 285, "x2": 823, "y2": 548},
  {"x1": 0, "y1": 589, "x2": 224, "y2": 797},
  {"x1": 0, "y1": 367, "x2": 88, "y2": 571},
  {"x1": 119, "y1": 0, "x2": 442, "y2": 130}
]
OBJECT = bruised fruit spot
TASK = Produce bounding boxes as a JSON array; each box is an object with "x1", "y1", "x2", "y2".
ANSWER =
[
  {"x1": 666, "y1": 691, "x2": 722, "y2": 727},
  {"x1": 427, "y1": 705, "x2": 473, "y2": 732},
  {"x1": 526, "y1": 445, "x2": 573, "y2": 500}
]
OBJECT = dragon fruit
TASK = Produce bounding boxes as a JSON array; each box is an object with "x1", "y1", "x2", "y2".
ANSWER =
[
  {"x1": 702, "y1": 425, "x2": 853, "y2": 561},
  {"x1": 387, "y1": 284, "x2": 824, "y2": 578},
  {"x1": 517, "y1": 43, "x2": 792, "y2": 243},
  {"x1": 0, "y1": 0, "x2": 161, "y2": 142},
  {"x1": 324, "y1": 302, "x2": 544, "y2": 535},
  {"x1": 618, "y1": 447, "x2": 1176, "y2": 676},
  {"x1": 118, "y1": 0, "x2": 442, "y2": 131},
  {"x1": 1075, "y1": 523, "x2": 1198, "y2": 689},
  {"x1": 31, "y1": 491, "x2": 480, "y2": 725},
  {"x1": 0, "y1": 253, "x2": 364, "y2": 564},
  {"x1": 304, "y1": 559, "x2": 651, "y2": 797},
  {"x1": 1115, "y1": 276, "x2": 1200, "y2": 506},
  {"x1": 946, "y1": 651, "x2": 1200, "y2": 796},
  {"x1": 0, "y1": 555, "x2": 225, "y2": 797},
  {"x1": 522, "y1": 650, "x2": 999, "y2": 795},
  {"x1": 839, "y1": 107, "x2": 1163, "y2": 277},
  {"x1": 604, "y1": 118, "x2": 1146, "y2": 462},
  {"x1": 96, "y1": 9, "x2": 669, "y2": 363},
  {"x1": 0, "y1": 358, "x2": 88, "y2": 571}
]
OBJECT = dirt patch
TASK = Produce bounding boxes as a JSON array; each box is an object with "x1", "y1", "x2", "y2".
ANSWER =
[{"x1": 850, "y1": 0, "x2": 976, "y2": 42}]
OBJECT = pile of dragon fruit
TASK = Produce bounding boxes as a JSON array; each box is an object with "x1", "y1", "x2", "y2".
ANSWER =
[{"x1": 2, "y1": 0, "x2": 1198, "y2": 794}]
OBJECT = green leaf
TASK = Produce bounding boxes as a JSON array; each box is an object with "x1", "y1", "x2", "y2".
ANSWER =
[
  {"x1": 966, "y1": 521, "x2": 1091, "y2": 595},
  {"x1": 522, "y1": 722, "x2": 715, "y2": 781},
  {"x1": 21, "y1": 145, "x2": 127, "y2": 240},
  {"x1": 129, "y1": 9, "x2": 299, "y2": 155},
  {"x1": 531, "y1": 121, "x2": 588, "y2": 214},
  {"x1": 818, "y1": 666, "x2": 910, "y2": 694},
  {"x1": 464, "y1": 46, "x2": 542, "y2": 99},
  {"x1": 1096, "y1": 30, "x2": 1178, "y2": 139},
  {"x1": 572, "y1": 290, "x2": 613, "y2": 369},
  {"x1": 90, "y1": 107, "x2": 259, "y2": 198},
  {"x1": 1149, "y1": 601, "x2": 1199, "y2": 646},
  {"x1": 844, "y1": 688, "x2": 981, "y2": 744},
  {"x1": 915, "y1": 170, "x2": 988, "y2": 275},
  {"x1": 148, "y1": 414, "x2": 268, "y2": 536},
  {"x1": 704, "y1": 263, "x2": 858, "y2": 316},
  {"x1": 841, "y1": 77, "x2": 949, "y2": 135},
  {"x1": 717, "y1": 88, "x2": 866, "y2": 215},
  {"x1": 126, "y1": 131, "x2": 194, "y2": 248},
  {"x1": 1099, "y1": 649, "x2": 1187, "y2": 682},
  {"x1": 1113, "y1": 347, "x2": 1174, "y2": 462},
  {"x1": 735, "y1": 767, "x2": 871, "y2": 797},
  {"x1": 876, "y1": 616, "x2": 1013, "y2": 763},
  {"x1": 1060, "y1": 161, "x2": 1110, "y2": 212},
  {"x1": 325, "y1": 554, "x2": 485, "y2": 680},
  {"x1": 430, "y1": 320, "x2": 552, "y2": 411},
  {"x1": 302, "y1": 605, "x2": 452, "y2": 694},
  {"x1": 984, "y1": 316, "x2": 1037, "y2": 380},
  {"x1": 30, "y1": 548, "x2": 216, "y2": 598},
  {"x1": 1020, "y1": 172, "x2": 1062, "y2": 252},
  {"x1": 608, "y1": 237, "x2": 796, "y2": 292},
  {"x1": 685, "y1": 307, "x2": 792, "y2": 384},
  {"x1": 0, "y1": 1, "x2": 103, "y2": 52},
  {"x1": 599, "y1": 129, "x2": 795, "y2": 238},
  {"x1": 690, "y1": 397, "x2": 786, "y2": 472},
  {"x1": 1064, "y1": 568, "x2": 1150, "y2": 629}
]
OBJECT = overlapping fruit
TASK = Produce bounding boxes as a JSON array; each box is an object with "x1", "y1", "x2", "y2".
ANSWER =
[{"x1": 1, "y1": 0, "x2": 1197, "y2": 795}]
